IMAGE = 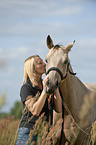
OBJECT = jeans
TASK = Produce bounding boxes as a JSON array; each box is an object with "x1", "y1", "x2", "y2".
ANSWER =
[{"x1": 16, "y1": 127, "x2": 37, "y2": 145}]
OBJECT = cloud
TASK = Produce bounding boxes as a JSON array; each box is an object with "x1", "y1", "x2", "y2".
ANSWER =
[
  {"x1": 0, "y1": 0, "x2": 82, "y2": 17},
  {"x1": 1, "y1": 0, "x2": 95, "y2": 38},
  {"x1": 78, "y1": 38, "x2": 96, "y2": 48},
  {"x1": 0, "y1": 0, "x2": 84, "y2": 36},
  {"x1": 0, "y1": 0, "x2": 95, "y2": 39},
  {"x1": 0, "y1": 46, "x2": 29, "y2": 60},
  {"x1": 0, "y1": 48, "x2": 6, "y2": 68},
  {"x1": 0, "y1": 59, "x2": 6, "y2": 68}
]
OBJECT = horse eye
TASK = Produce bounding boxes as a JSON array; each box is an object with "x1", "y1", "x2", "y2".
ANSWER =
[
  {"x1": 45, "y1": 59, "x2": 48, "y2": 63},
  {"x1": 64, "y1": 59, "x2": 68, "y2": 64}
]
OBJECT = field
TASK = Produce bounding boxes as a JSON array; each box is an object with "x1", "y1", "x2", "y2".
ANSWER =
[
  {"x1": 0, "y1": 115, "x2": 96, "y2": 145},
  {"x1": 0, "y1": 116, "x2": 20, "y2": 145}
]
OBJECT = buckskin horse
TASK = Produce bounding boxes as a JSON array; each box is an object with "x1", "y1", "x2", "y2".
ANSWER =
[{"x1": 45, "y1": 35, "x2": 96, "y2": 145}]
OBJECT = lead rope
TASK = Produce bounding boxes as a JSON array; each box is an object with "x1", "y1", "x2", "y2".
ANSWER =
[
  {"x1": 48, "y1": 91, "x2": 64, "y2": 145},
  {"x1": 48, "y1": 94, "x2": 54, "y2": 145},
  {"x1": 58, "y1": 87, "x2": 64, "y2": 145},
  {"x1": 48, "y1": 94, "x2": 54, "y2": 127}
]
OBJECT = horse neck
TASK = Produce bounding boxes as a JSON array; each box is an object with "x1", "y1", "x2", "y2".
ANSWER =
[{"x1": 59, "y1": 73, "x2": 90, "y2": 122}]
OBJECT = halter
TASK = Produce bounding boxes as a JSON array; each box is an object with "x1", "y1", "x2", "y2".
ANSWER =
[
  {"x1": 45, "y1": 62, "x2": 76, "y2": 82},
  {"x1": 45, "y1": 62, "x2": 76, "y2": 145}
]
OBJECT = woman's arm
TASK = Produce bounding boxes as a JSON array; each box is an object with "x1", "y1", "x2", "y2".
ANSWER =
[
  {"x1": 25, "y1": 75, "x2": 49, "y2": 116},
  {"x1": 25, "y1": 90, "x2": 47, "y2": 116}
]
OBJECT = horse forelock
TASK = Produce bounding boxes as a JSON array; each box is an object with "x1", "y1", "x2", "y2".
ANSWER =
[
  {"x1": 46, "y1": 44, "x2": 63, "y2": 60},
  {"x1": 54, "y1": 44, "x2": 63, "y2": 49}
]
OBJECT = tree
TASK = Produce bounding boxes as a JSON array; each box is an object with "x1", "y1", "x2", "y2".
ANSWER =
[
  {"x1": 0, "y1": 94, "x2": 6, "y2": 110},
  {"x1": 10, "y1": 101, "x2": 22, "y2": 119}
]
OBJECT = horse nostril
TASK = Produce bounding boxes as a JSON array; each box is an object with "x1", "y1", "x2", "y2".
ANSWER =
[
  {"x1": 56, "y1": 80, "x2": 59, "y2": 87},
  {"x1": 45, "y1": 86, "x2": 53, "y2": 94}
]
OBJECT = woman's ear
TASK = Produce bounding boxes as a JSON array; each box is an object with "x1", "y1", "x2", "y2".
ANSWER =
[{"x1": 46, "y1": 35, "x2": 54, "y2": 49}]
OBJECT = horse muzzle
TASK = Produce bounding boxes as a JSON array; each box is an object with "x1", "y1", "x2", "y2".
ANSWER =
[{"x1": 45, "y1": 78, "x2": 59, "y2": 94}]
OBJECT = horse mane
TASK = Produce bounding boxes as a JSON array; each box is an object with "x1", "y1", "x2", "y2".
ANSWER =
[{"x1": 54, "y1": 44, "x2": 63, "y2": 49}]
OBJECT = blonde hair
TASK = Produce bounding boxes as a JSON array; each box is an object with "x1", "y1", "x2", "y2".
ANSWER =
[{"x1": 23, "y1": 55, "x2": 40, "y2": 86}]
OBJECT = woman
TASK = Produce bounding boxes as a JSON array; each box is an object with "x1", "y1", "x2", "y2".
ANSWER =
[{"x1": 16, "y1": 55, "x2": 62, "y2": 145}]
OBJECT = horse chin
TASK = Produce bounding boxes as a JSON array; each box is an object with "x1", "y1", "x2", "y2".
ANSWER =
[
  {"x1": 45, "y1": 80, "x2": 58, "y2": 94},
  {"x1": 45, "y1": 86, "x2": 55, "y2": 94}
]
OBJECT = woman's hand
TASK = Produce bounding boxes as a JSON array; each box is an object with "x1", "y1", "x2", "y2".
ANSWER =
[{"x1": 43, "y1": 75, "x2": 49, "y2": 90}]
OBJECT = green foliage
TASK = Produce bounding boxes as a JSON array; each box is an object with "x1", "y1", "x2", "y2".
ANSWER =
[
  {"x1": 9, "y1": 101, "x2": 23, "y2": 119},
  {"x1": 0, "y1": 113, "x2": 9, "y2": 119}
]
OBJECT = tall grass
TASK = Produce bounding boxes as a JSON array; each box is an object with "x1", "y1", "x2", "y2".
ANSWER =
[
  {"x1": 0, "y1": 114, "x2": 96, "y2": 145},
  {"x1": 0, "y1": 116, "x2": 20, "y2": 145},
  {"x1": 89, "y1": 121, "x2": 96, "y2": 145},
  {"x1": 26, "y1": 113, "x2": 63, "y2": 145},
  {"x1": 26, "y1": 113, "x2": 96, "y2": 145}
]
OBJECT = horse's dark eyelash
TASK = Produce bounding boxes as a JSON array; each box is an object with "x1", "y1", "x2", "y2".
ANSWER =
[
  {"x1": 64, "y1": 59, "x2": 68, "y2": 64},
  {"x1": 45, "y1": 59, "x2": 48, "y2": 63}
]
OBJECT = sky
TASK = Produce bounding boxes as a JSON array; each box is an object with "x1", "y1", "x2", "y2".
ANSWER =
[{"x1": 0, "y1": 0, "x2": 96, "y2": 112}]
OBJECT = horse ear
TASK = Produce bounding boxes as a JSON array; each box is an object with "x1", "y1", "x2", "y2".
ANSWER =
[
  {"x1": 47, "y1": 35, "x2": 54, "y2": 49},
  {"x1": 65, "y1": 40, "x2": 75, "y2": 53}
]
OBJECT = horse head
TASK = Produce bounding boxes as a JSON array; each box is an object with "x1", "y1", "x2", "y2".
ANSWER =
[{"x1": 45, "y1": 35, "x2": 75, "y2": 94}]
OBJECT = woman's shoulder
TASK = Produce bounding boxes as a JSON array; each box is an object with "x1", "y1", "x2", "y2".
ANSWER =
[
  {"x1": 20, "y1": 82, "x2": 35, "y2": 100},
  {"x1": 20, "y1": 82, "x2": 33, "y2": 92}
]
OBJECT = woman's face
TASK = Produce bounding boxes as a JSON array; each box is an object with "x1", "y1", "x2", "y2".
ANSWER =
[{"x1": 34, "y1": 57, "x2": 45, "y2": 75}]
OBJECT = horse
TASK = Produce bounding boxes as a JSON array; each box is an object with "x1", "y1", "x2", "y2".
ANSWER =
[{"x1": 45, "y1": 35, "x2": 96, "y2": 145}]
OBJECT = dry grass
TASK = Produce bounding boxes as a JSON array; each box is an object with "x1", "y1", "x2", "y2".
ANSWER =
[
  {"x1": 26, "y1": 113, "x2": 63, "y2": 145},
  {"x1": 0, "y1": 116, "x2": 20, "y2": 145},
  {"x1": 0, "y1": 114, "x2": 96, "y2": 145},
  {"x1": 89, "y1": 121, "x2": 96, "y2": 145}
]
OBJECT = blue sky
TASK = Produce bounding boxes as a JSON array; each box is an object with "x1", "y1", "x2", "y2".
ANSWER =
[{"x1": 0, "y1": 0, "x2": 96, "y2": 112}]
